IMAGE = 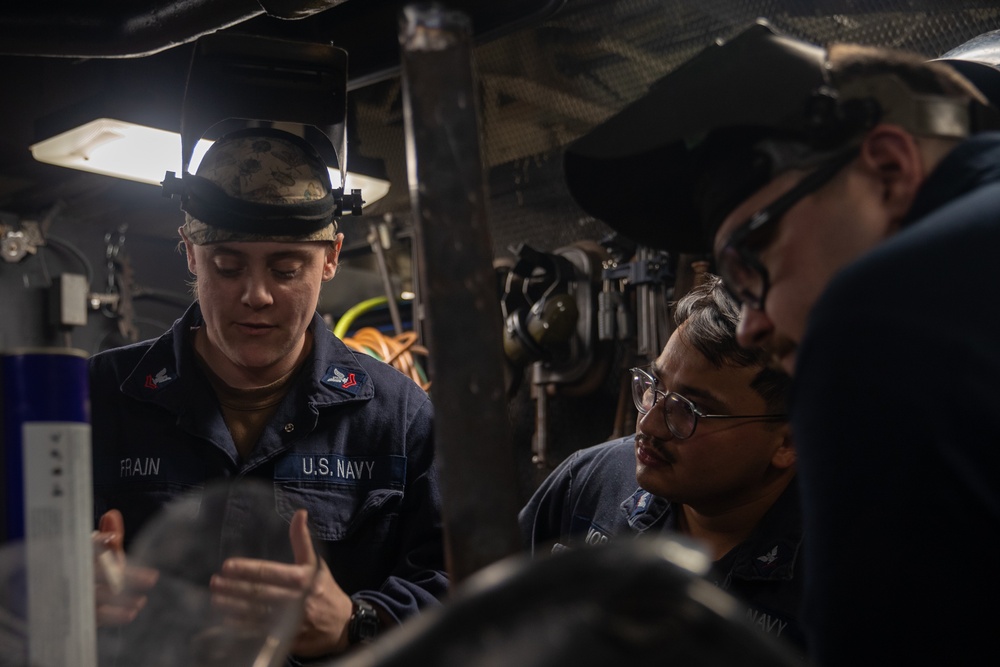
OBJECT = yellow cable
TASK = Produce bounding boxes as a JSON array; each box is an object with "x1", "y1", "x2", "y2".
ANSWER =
[{"x1": 333, "y1": 296, "x2": 389, "y2": 339}]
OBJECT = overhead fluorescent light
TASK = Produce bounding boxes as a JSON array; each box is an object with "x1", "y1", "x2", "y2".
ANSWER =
[{"x1": 29, "y1": 118, "x2": 391, "y2": 206}]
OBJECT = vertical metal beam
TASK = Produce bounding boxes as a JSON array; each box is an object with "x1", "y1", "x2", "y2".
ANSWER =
[
  {"x1": 399, "y1": 4, "x2": 522, "y2": 583},
  {"x1": 367, "y1": 219, "x2": 404, "y2": 336}
]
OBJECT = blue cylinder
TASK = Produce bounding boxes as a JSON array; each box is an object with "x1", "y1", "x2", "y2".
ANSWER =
[{"x1": 1, "y1": 348, "x2": 90, "y2": 542}]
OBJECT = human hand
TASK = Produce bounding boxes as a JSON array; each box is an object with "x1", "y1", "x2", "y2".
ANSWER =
[
  {"x1": 93, "y1": 509, "x2": 158, "y2": 626},
  {"x1": 209, "y1": 509, "x2": 355, "y2": 658}
]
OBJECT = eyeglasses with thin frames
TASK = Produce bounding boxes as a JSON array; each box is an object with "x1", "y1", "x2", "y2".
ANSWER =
[
  {"x1": 630, "y1": 367, "x2": 786, "y2": 440},
  {"x1": 715, "y1": 147, "x2": 860, "y2": 310}
]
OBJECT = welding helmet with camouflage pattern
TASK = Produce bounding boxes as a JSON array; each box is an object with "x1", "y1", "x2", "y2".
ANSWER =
[{"x1": 168, "y1": 127, "x2": 339, "y2": 245}]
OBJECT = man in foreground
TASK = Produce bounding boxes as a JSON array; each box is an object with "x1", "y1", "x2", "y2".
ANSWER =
[{"x1": 562, "y1": 21, "x2": 1000, "y2": 664}]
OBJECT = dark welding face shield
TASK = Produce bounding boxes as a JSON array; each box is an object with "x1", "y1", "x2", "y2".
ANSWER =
[
  {"x1": 934, "y1": 27, "x2": 1000, "y2": 109},
  {"x1": 160, "y1": 33, "x2": 363, "y2": 244},
  {"x1": 563, "y1": 20, "x2": 993, "y2": 253}
]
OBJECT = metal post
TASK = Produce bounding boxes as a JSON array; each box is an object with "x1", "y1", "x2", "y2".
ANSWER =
[
  {"x1": 367, "y1": 219, "x2": 404, "y2": 336},
  {"x1": 399, "y1": 4, "x2": 522, "y2": 583}
]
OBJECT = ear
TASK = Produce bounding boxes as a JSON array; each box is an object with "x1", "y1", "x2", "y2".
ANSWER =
[
  {"x1": 322, "y1": 233, "x2": 344, "y2": 282},
  {"x1": 857, "y1": 124, "x2": 926, "y2": 227},
  {"x1": 179, "y1": 227, "x2": 198, "y2": 275},
  {"x1": 769, "y1": 424, "x2": 796, "y2": 470}
]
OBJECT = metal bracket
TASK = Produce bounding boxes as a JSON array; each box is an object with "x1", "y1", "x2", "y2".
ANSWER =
[{"x1": 0, "y1": 218, "x2": 44, "y2": 263}]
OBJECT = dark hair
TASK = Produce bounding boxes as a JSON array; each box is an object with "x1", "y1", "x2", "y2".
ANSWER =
[{"x1": 672, "y1": 274, "x2": 790, "y2": 412}]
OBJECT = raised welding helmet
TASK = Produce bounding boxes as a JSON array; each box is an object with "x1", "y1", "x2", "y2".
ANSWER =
[
  {"x1": 563, "y1": 20, "x2": 990, "y2": 253},
  {"x1": 169, "y1": 127, "x2": 339, "y2": 245}
]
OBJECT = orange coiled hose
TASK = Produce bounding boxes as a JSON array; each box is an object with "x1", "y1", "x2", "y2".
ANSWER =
[{"x1": 340, "y1": 327, "x2": 431, "y2": 391}]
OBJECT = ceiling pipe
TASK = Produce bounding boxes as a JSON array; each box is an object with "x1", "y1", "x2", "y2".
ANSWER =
[{"x1": 0, "y1": 0, "x2": 348, "y2": 58}]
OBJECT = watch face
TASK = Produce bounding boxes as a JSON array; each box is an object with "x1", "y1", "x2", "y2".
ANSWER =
[{"x1": 349, "y1": 599, "x2": 381, "y2": 644}]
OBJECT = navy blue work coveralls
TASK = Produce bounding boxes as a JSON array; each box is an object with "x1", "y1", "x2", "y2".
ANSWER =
[
  {"x1": 793, "y1": 133, "x2": 1000, "y2": 665},
  {"x1": 519, "y1": 436, "x2": 806, "y2": 654},
  {"x1": 90, "y1": 303, "x2": 447, "y2": 627}
]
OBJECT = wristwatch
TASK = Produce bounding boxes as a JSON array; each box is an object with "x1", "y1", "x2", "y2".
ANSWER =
[{"x1": 348, "y1": 597, "x2": 381, "y2": 645}]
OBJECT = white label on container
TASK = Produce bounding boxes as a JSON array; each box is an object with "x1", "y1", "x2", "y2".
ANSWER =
[{"x1": 23, "y1": 422, "x2": 96, "y2": 667}]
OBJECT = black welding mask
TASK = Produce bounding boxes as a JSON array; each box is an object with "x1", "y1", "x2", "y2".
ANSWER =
[
  {"x1": 563, "y1": 19, "x2": 991, "y2": 253},
  {"x1": 935, "y1": 27, "x2": 1000, "y2": 109}
]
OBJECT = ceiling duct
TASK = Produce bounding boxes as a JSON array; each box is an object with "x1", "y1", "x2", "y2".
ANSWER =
[{"x1": 0, "y1": 0, "x2": 348, "y2": 58}]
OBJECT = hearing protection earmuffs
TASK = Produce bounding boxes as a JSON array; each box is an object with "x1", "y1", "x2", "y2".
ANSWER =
[{"x1": 500, "y1": 244, "x2": 580, "y2": 367}]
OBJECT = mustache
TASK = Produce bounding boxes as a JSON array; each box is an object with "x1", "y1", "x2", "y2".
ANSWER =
[{"x1": 635, "y1": 432, "x2": 676, "y2": 464}]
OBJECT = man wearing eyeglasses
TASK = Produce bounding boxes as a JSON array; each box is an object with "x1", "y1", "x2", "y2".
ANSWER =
[
  {"x1": 562, "y1": 20, "x2": 1000, "y2": 667},
  {"x1": 519, "y1": 275, "x2": 803, "y2": 654}
]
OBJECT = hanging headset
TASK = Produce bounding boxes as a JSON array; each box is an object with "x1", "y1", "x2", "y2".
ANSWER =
[{"x1": 500, "y1": 244, "x2": 579, "y2": 367}]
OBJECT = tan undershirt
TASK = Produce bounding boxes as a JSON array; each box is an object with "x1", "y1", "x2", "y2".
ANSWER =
[{"x1": 195, "y1": 351, "x2": 301, "y2": 462}]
